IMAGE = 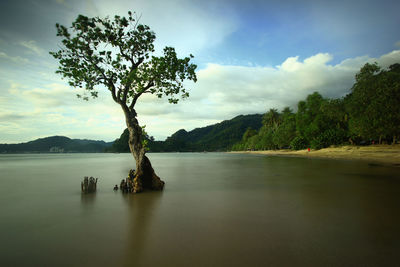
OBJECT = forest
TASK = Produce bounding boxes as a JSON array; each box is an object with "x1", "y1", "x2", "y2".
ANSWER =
[{"x1": 232, "y1": 62, "x2": 400, "y2": 151}]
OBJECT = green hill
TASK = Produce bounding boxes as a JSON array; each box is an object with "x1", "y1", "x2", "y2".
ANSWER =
[
  {"x1": 1, "y1": 114, "x2": 263, "y2": 153},
  {"x1": 108, "y1": 114, "x2": 263, "y2": 152},
  {"x1": 0, "y1": 136, "x2": 112, "y2": 153}
]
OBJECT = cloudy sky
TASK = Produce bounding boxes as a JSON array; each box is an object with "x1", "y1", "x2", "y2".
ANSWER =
[{"x1": 1, "y1": 0, "x2": 399, "y2": 143}]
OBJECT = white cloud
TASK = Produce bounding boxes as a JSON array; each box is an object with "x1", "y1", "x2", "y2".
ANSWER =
[
  {"x1": 378, "y1": 50, "x2": 400, "y2": 66},
  {"x1": 1, "y1": 81, "x2": 126, "y2": 142},
  {"x1": 8, "y1": 83, "x2": 77, "y2": 107},
  {"x1": 19, "y1": 40, "x2": 45, "y2": 56},
  {"x1": 0, "y1": 51, "x2": 29, "y2": 64}
]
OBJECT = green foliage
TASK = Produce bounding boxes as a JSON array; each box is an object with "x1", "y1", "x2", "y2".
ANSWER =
[
  {"x1": 309, "y1": 129, "x2": 345, "y2": 149},
  {"x1": 290, "y1": 136, "x2": 308, "y2": 150},
  {"x1": 110, "y1": 114, "x2": 263, "y2": 152},
  {"x1": 242, "y1": 127, "x2": 258, "y2": 142},
  {"x1": 346, "y1": 62, "x2": 400, "y2": 143},
  {"x1": 273, "y1": 107, "x2": 296, "y2": 148},
  {"x1": 310, "y1": 137, "x2": 323, "y2": 150},
  {"x1": 296, "y1": 92, "x2": 326, "y2": 141},
  {"x1": 262, "y1": 108, "x2": 281, "y2": 129},
  {"x1": 161, "y1": 114, "x2": 262, "y2": 151},
  {"x1": 141, "y1": 125, "x2": 150, "y2": 151},
  {"x1": 346, "y1": 63, "x2": 381, "y2": 140},
  {"x1": 107, "y1": 128, "x2": 130, "y2": 152},
  {"x1": 258, "y1": 128, "x2": 276, "y2": 150}
]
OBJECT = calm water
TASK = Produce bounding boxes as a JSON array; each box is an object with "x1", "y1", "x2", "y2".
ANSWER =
[{"x1": 0, "y1": 153, "x2": 399, "y2": 266}]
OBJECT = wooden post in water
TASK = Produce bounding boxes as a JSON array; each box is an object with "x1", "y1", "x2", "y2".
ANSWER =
[{"x1": 81, "y1": 176, "x2": 98, "y2": 193}]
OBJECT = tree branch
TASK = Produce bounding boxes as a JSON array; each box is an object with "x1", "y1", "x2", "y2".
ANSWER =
[
  {"x1": 118, "y1": 43, "x2": 134, "y2": 65},
  {"x1": 117, "y1": 87, "x2": 122, "y2": 102},
  {"x1": 108, "y1": 74, "x2": 119, "y2": 103},
  {"x1": 133, "y1": 57, "x2": 144, "y2": 70},
  {"x1": 122, "y1": 57, "x2": 145, "y2": 103},
  {"x1": 80, "y1": 47, "x2": 119, "y2": 104},
  {"x1": 129, "y1": 80, "x2": 154, "y2": 110}
]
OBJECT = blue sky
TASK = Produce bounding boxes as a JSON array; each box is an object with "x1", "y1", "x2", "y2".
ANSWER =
[{"x1": 0, "y1": 0, "x2": 399, "y2": 143}]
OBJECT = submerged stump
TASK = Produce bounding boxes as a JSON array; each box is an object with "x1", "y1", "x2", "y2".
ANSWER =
[
  {"x1": 127, "y1": 165, "x2": 164, "y2": 193},
  {"x1": 120, "y1": 171, "x2": 135, "y2": 193},
  {"x1": 81, "y1": 176, "x2": 98, "y2": 193}
]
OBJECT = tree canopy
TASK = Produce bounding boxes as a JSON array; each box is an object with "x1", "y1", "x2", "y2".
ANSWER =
[
  {"x1": 50, "y1": 12, "x2": 197, "y2": 108},
  {"x1": 346, "y1": 62, "x2": 400, "y2": 142}
]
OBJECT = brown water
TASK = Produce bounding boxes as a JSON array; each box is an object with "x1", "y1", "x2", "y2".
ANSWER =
[{"x1": 0, "y1": 153, "x2": 399, "y2": 266}]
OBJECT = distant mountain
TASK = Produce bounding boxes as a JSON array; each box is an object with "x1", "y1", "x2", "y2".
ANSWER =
[
  {"x1": 1, "y1": 114, "x2": 262, "y2": 153},
  {"x1": 107, "y1": 114, "x2": 263, "y2": 152},
  {"x1": 0, "y1": 136, "x2": 112, "y2": 153}
]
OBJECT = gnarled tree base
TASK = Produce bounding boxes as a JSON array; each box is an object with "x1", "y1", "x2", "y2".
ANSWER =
[
  {"x1": 128, "y1": 156, "x2": 165, "y2": 193},
  {"x1": 133, "y1": 172, "x2": 165, "y2": 193}
]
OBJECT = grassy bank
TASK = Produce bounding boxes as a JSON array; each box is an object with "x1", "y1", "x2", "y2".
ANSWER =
[{"x1": 231, "y1": 145, "x2": 400, "y2": 167}]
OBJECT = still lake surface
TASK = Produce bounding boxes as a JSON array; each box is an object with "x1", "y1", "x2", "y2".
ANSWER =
[{"x1": 0, "y1": 153, "x2": 399, "y2": 266}]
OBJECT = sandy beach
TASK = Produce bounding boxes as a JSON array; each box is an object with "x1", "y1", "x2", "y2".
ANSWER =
[{"x1": 231, "y1": 145, "x2": 400, "y2": 167}]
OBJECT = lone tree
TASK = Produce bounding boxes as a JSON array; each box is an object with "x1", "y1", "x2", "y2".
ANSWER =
[{"x1": 51, "y1": 12, "x2": 197, "y2": 192}]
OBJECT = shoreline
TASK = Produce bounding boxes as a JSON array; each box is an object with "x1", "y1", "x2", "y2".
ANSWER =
[{"x1": 230, "y1": 145, "x2": 400, "y2": 167}]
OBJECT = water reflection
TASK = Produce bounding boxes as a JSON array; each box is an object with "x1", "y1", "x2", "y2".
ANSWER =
[
  {"x1": 121, "y1": 192, "x2": 163, "y2": 266},
  {"x1": 80, "y1": 193, "x2": 97, "y2": 208}
]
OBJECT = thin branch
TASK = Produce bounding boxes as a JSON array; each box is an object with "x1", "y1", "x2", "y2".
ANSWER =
[
  {"x1": 118, "y1": 43, "x2": 134, "y2": 65},
  {"x1": 131, "y1": 13, "x2": 142, "y2": 30},
  {"x1": 80, "y1": 47, "x2": 119, "y2": 104},
  {"x1": 117, "y1": 87, "x2": 122, "y2": 101},
  {"x1": 109, "y1": 74, "x2": 119, "y2": 103},
  {"x1": 122, "y1": 57, "x2": 144, "y2": 103},
  {"x1": 133, "y1": 57, "x2": 144, "y2": 69},
  {"x1": 129, "y1": 80, "x2": 154, "y2": 110}
]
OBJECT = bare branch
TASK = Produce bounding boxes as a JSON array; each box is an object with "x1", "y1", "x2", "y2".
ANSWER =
[{"x1": 132, "y1": 12, "x2": 142, "y2": 30}]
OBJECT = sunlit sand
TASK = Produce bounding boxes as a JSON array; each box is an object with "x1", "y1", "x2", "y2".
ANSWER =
[{"x1": 232, "y1": 145, "x2": 400, "y2": 166}]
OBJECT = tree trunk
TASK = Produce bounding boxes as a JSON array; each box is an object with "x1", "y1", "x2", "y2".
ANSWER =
[{"x1": 125, "y1": 110, "x2": 164, "y2": 193}]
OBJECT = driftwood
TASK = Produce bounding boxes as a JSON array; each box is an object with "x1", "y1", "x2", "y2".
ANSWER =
[{"x1": 81, "y1": 176, "x2": 98, "y2": 193}]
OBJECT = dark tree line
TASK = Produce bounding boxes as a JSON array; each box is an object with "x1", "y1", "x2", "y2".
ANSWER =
[
  {"x1": 107, "y1": 114, "x2": 263, "y2": 152},
  {"x1": 233, "y1": 62, "x2": 400, "y2": 151}
]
